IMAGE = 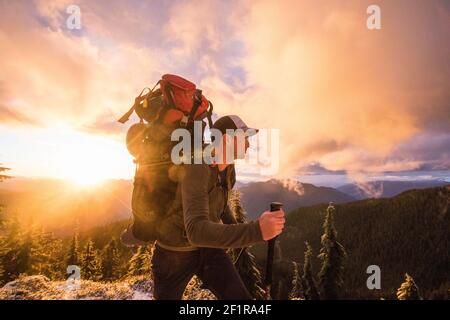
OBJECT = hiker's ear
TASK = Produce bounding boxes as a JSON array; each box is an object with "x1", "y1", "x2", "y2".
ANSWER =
[{"x1": 224, "y1": 134, "x2": 233, "y2": 146}]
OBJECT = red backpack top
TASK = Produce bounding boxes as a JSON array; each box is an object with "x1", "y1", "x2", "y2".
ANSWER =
[{"x1": 118, "y1": 74, "x2": 213, "y2": 128}]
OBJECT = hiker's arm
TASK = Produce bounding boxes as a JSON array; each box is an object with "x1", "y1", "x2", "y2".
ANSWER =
[
  {"x1": 221, "y1": 204, "x2": 237, "y2": 224},
  {"x1": 182, "y1": 164, "x2": 263, "y2": 249}
]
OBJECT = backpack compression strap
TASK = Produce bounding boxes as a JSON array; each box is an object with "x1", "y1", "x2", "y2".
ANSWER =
[
  {"x1": 180, "y1": 89, "x2": 203, "y2": 127},
  {"x1": 118, "y1": 83, "x2": 158, "y2": 124}
]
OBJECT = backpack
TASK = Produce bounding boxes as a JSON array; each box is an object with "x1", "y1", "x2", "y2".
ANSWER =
[
  {"x1": 118, "y1": 74, "x2": 213, "y2": 242},
  {"x1": 118, "y1": 74, "x2": 213, "y2": 128}
]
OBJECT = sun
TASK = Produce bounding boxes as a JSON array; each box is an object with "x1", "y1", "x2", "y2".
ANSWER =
[
  {"x1": 63, "y1": 156, "x2": 111, "y2": 187},
  {"x1": 69, "y1": 172, "x2": 106, "y2": 187},
  {"x1": 48, "y1": 126, "x2": 133, "y2": 186}
]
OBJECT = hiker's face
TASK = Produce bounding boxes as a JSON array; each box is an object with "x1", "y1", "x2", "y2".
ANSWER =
[
  {"x1": 222, "y1": 133, "x2": 249, "y2": 161},
  {"x1": 235, "y1": 135, "x2": 250, "y2": 159}
]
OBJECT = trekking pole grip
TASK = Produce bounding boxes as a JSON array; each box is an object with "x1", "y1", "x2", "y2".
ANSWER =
[{"x1": 264, "y1": 201, "x2": 283, "y2": 300}]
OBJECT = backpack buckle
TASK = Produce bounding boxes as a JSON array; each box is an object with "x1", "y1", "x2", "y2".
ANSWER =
[{"x1": 180, "y1": 114, "x2": 189, "y2": 127}]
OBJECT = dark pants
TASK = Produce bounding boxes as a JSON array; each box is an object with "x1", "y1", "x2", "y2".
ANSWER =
[{"x1": 152, "y1": 244, "x2": 252, "y2": 300}]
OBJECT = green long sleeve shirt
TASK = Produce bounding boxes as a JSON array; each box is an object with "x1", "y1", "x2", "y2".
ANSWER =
[{"x1": 156, "y1": 163, "x2": 263, "y2": 251}]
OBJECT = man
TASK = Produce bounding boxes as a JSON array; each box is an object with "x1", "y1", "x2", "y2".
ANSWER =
[{"x1": 152, "y1": 115, "x2": 285, "y2": 300}]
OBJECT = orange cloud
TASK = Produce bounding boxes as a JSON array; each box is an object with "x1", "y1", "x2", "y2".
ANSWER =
[
  {"x1": 208, "y1": 0, "x2": 449, "y2": 176},
  {"x1": 0, "y1": 1, "x2": 164, "y2": 135},
  {"x1": 0, "y1": 105, "x2": 42, "y2": 127},
  {"x1": 0, "y1": 0, "x2": 448, "y2": 181}
]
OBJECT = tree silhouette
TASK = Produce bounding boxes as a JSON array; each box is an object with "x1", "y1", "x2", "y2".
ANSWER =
[
  {"x1": 127, "y1": 246, "x2": 152, "y2": 277},
  {"x1": 66, "y1": 229, "x2": 81, "y2": 267},
  {"x1": 15, "y1": 229, "x2": 33, "y2": 276},
  {"x1": 31, "y1": 227, "x2": 64, "y2": 279},
  {"x1": 0, "y1": 166, "x2": 7, "y2": 280},
  {"x1": 289, "y1": 261, "x2": 302, "y2": 299},
  {"x1": 228, "y1": 190, "x2": 265, "y2": 300},
  {"x1": 0, "y1": 234, "x2": 5, "y2": 281},
  {"x1": 81, "y1": 239, "x2": 102, "y2": 281},
  {"x1": 1, "y1": 215, "x2": 24, "y2": 283},
  {"x1": 101, "y1": 239, "x2": 121, "y2": 281},
  {"x1": 301, "y1": 241, "x2": 320, "y2": 300},
  {"x1": 317, "y1": 204, "x2": 346, "y2": 299}
]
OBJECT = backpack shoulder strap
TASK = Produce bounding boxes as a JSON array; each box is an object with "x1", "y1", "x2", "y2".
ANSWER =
[{"x1": 214, "y1": 164, "x2": 236, "y2": 191}]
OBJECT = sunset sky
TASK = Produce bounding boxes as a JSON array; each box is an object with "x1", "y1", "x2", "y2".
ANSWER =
[{"x1": 0, "y1": 0, "x2": 449, "y2": 187}]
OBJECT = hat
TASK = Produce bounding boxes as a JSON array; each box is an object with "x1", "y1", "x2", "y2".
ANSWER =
[{"x1": 211, "y1": 115, "x2": 259, "y2": 136}]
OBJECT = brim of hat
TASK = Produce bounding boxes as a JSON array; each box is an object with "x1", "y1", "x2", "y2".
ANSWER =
[{"x1": 245, "y1": 127, "x2": 259, "y2": 136}]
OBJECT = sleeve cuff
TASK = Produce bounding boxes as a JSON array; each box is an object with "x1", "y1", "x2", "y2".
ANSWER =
[{"x1": 249, "y1": 219, "x2": 264, "y2": 242}]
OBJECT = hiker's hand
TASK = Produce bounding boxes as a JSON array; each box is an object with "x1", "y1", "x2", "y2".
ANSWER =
[{"x1": 258, "y1": 209, "x2": 285, "y2": 241}]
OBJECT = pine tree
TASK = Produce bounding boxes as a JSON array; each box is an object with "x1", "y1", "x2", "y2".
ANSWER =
[
  {"x1": 0, "y1": 164, "x2": 39, "y2": 282},
  {"x1": 0, "y1": 215, "x2": 4, "y2": 282},
  {"x1": 101, "y1": 239, "x2": 121, "y2": 281},
  {"x1": 0, "y1": 215, "x2": 4, "y2": 279},
  {"x1": 233, "y1": 248, "x2": 266, "y2": 300},
  {"x1": 0, "y1": 238, "x2": 5, "y2": 282},
  {"x1": 45, "y1": 235, "x2": 64, "y2": 280},
  {"x1": 127, "y1": 246, "x2": 152, "y2": 277},
  {"x1": 14, "y1": 228, "x2": 33, "y2": 276},
  {"x1": 229, "y1": 190, "x2": 245, "y2": 223},
  {"x1": 397, "y1": 273, "x2": 423, "y2": 300},
  {"x1": 228, "y1": 190, "x2": 265, "y2": 300},
  {"x1": 30, "y1": 227, "x2": 46, "y2": 275},
  {"x1": 66, "y1": 230, "x2": 81, "y2": 267},
  {"x1": 31, "y1": 227, "x2": 64, "y2": 279},
  {"x1": 301, "y1": 241, "x2": 320, "y2": 300},
  {"x1": 317, "y1": 204, "x2": 347, "y2": 300},
  {"x1": 0, "y1": 165, "x2": 11, "y2": 282},
  {"x1": 80, "y1": 239, "x2": 102, "y2": 281},
  {"x1": 289, "y1": 261, "x2": 302, "y2": 299},
  {"x1": 0, "y1": 214, "x2": 21, "y2": 283}
]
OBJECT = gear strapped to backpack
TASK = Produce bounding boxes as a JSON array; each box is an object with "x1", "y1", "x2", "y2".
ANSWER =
[{"x1": 118, "y1": 74, "x2": 214, "y2": 243}]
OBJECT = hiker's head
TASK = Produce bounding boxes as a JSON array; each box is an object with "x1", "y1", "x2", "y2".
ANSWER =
[{"x1": 211, "y1": 115, "x2": 258, "y2": 165}]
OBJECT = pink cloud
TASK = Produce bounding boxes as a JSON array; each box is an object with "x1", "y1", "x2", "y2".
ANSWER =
[{"x1": 0, "y1": 0, "x2": 448, "y2": 180}]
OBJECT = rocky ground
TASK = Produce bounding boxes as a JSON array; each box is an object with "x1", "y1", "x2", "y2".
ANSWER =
[{"x1": 0, "y1": 275, "x2": 215, "y2": 300}]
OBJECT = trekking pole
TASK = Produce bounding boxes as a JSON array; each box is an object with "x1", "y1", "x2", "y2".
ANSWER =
[{"x1": 264, "y1": 201, "x2": 283, "y2": 300}]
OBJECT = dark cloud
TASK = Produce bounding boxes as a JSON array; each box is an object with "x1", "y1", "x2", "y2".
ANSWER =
[
  {"x1": 307, "y1": 132, "x2": 450, "y2": 175},
  {"x1": 387, "y1": 132, "x2": 450, "y2": 171},
  {"x1": 301, "y1": 139, "x2": 349, "y2": 158},
  {"x1": 297, "y1": 162, "x2": 346, "y2": 175}
]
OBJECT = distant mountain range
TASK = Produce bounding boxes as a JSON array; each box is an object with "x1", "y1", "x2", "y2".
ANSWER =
[
  {"x1": 1, "y1": 177, "x2": 448, "y2": 234},
  {"x1": 337, "y1": 180, "x2": 449, "y2": 200},
  {"x1": 1, "y1": 177, "x2": 357, "y2": 231},
  {"x1": 0, "y1": 178, "x2": 132, "y2": 235},
  {"x1": 238, "y1": 179, "x2": 355, "y2": 220}
]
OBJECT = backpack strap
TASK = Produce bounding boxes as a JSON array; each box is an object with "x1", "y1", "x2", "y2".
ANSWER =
[
  {"x1": 117, "y1": 87, "x2": 151, "y2": 124},
  {"x1": 206, "y1": 101, "x2": 213, "y2": 129},
  {"x1": 118, "y1": 80, "x2": 160, "y2": 124},
  {"x1": 163, "y1": 82, "x2": 176, "y2": 108},
  {"x1": 181, "y1": 89, "x2": 203, "y2": 127},
  {"x1": 209, "y1": 164, "x2": 235, "y2": 192}
]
